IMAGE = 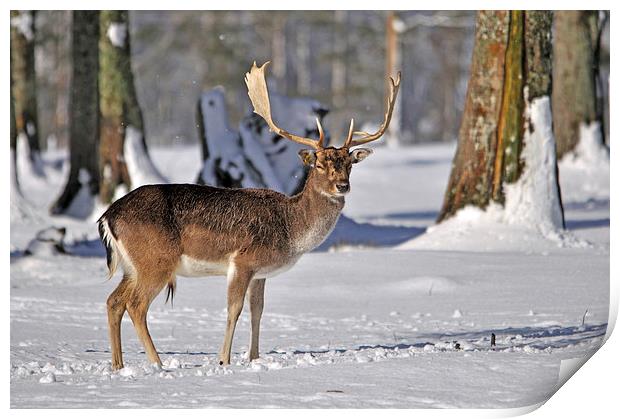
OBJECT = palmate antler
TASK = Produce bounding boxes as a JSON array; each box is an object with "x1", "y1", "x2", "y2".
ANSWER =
[
  {"x1": 245, "y1": 61, "x2": 400, "y2": 149},
  {"x1": 245, "y1": 61, "x2": 325, "y2": 149},
  {"x1": 343, "y1": 72, "x2": 401, "y2": 148}
]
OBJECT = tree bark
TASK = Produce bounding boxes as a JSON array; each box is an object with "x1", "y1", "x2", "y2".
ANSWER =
[
  {"x1": 99, "y1": 10, "x2": 151, "y2": 203},
  {"x1": 50, "y1": 11, "x2": 100, "y2": 215},
  {"x1": 385, "y1": 11, "x2": 401, "y2": 145},
  {"x1": 438, "y1": 11, "x2": 509, "y2": 220},
  {"x1": 10, "y1": 10, "x2": 43, "y2": 169},
  {"x1": 11, "y1": 79, "x2": 20, "y2": 195},
  {"x1": 438, "y1": 11, "x2": 563, "y2": 225},
  {"x1": 552, "y1": 11, "x2": 602, "y2": 158}
]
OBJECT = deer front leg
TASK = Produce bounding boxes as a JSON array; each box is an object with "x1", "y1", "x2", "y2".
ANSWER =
[
  {"x1": 247, "y1": 277, "x2": 266, "y2": 361},
  {"x1": 219, "y1": 264, "x2": 253, "y2": 365}
]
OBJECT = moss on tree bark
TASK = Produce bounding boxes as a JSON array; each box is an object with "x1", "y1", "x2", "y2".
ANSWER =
[{"x1": 99, "y1": 10, "x2": 148, "y2": 203}]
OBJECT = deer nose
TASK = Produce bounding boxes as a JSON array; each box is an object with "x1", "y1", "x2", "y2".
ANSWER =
[{"x1": 336, "y1": 183, "x2": 350, "y2": 193}]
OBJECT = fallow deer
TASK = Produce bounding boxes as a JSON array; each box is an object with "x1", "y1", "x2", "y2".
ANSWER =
[{"x1": 98, "y1": 61, "x2": 400, "y2": 370}]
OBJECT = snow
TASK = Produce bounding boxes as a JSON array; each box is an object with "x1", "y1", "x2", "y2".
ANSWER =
[
  {"x1": 106, "y1": 22, "x2": 127, "y2": 48},
  {"x1": 63, "y1": 169, "x2": 96, "y2": 220},
  {"x1": 123, "y1": 125, "x2": 167, "y2": 187},
  {"x1": 16, "y1": 133, "x2": 45, "y2": 179},
  {"x1": 401, "y1": 96, "x2": 579, "y2": 252},
  {"x1": 503, "y1": 96, "x2": 564, "y2": 233},
  {"x1": 558, "y1": 121, "x2": 610, "y2": 203},
  {"x1": 10, "y1": 141, "x2": 609, "y2": 408},
  {"x1": 10, "y1": 11, "x2": 34, "y2": 41}
]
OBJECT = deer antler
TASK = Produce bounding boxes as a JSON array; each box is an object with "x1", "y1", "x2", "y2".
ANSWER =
[
  {"x1": 344, "y1": 72, "x2": 401, "y2": 148},
  {"x1": 245, "y1": 61, "x2": 325, "y2": 149}
]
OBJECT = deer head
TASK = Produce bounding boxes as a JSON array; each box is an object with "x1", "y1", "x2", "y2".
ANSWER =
[{"x1": 245, "y1": 61, "x2": 401, "y2": 197}]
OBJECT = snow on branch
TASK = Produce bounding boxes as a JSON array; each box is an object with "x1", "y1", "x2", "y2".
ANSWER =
[{"x1": 123, "y1": 126, "x2": 168, "y2": 188}]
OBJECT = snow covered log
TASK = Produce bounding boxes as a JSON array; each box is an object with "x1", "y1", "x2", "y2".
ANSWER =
[{"x1": 196, "y1": 86, "x2": 329, "y2": 195}]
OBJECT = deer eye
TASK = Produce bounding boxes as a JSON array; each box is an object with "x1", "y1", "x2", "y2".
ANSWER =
[{"x1": 315, "y1": 163, "x2": 325, "y2": 171}]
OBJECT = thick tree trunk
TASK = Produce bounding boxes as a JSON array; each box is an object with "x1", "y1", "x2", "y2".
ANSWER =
[
  {"x1": 438, "y1": 11, "x2": 509, "y2": 220},
  {"x1": 438, "y1": 11, "x2": 563, "y2": 226},
  {"x1": 552, "y1": 11, "x2": 602, "y2": 159},
  {"x1": 10, "y1": 10, "x2": 43, "y2": 173},
  {"x1": 99, "y1": 10, "x2": 162, "y2": 203},
  {"x1": 50, "y1": 11, "x2": 100, "y2": 216}
]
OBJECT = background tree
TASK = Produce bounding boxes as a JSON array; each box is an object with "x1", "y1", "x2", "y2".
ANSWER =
[
  {"x1": 99, "y1": 10, "x2": 164, "y2": 204},
  {"x1": 34, "y1": 11, "x2": 72, "y2": 149},
  {"x1": 10, "y1": 10, "x2": 44, "y2": 176},
  {"x1": 438, "y1": 11, "x2": 563, "y2": 228},
  {"x1": 50, "y1": 11, "x2": 100, "y2": 216},
  {"x1": 11, "y1": 81, "x2": 20, "y2": 196},
  {"x1": 384, "y1": 11, "x2": 401, "y2": 145},
  {"x1": 552, "y1": 11, "x2": 607, "y2": 158}
]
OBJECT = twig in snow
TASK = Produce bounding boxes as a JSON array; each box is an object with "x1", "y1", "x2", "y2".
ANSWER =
[
  {"x1": 581, "y1": 309, "x2": 589, "y2": 327},
  {"x1": 491, "y1": 333, "x2": 496, "y2": 347}
]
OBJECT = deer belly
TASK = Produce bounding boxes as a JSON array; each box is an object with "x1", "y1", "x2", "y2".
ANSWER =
[
  {"x1": 256, "y1": 255, "x2": 301, "y2": 279},
  {"x1": 176, "y1": 255, "x2": 228, "y2": 278}
]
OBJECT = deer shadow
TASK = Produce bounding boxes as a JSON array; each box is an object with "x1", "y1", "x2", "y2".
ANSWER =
[{"x1": 316, "y1": 215, "x2": 425, "y2": 251}]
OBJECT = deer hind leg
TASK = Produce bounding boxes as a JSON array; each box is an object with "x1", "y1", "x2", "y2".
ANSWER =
[
  {"x1": 247, "y1": 277, "x2": 266, "y2": 361},
  {"x1": 219, "y1": 264, "x2": 253, "y2": 365},
  {"x1": 126, "y1": 272, "x2": 170, "y2": 366},
  {"x1": 106, "y1": 274, "x2": 133, "y2": 370}
]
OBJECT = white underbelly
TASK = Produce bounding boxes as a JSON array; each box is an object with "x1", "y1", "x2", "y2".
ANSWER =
[
  {"x1": 175, "y1": 255, "x2": 228, "y2": 278},
  {"x1": 256, "y1": 255, "x2": 302, "y2": 278},
  {"x1": 175, "y1": 255, "x2": 302, "y2": 279}
]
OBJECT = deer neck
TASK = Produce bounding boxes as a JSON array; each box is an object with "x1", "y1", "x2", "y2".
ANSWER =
[{"x1": 287, "y1": 170, "x2": 344, "y2": 254}]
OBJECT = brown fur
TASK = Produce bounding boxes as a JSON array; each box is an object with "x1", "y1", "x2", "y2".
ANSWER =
[{"x1": 98, "y1": 146, "x2": 371, "y2": 369}]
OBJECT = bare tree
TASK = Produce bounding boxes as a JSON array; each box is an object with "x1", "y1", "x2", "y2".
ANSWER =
[
  {"x1": 10, "y1": 10, "x2": 44, "y2": 176},
  {"x1": 438, "y1": 11, "x2": 563, "y2": 226},
  {"x1": 50, "y1": 11, "x2": 100, "y2": 216},
  {"x1": 553, "y1": 11, "x2": 607, "y2": 158}
]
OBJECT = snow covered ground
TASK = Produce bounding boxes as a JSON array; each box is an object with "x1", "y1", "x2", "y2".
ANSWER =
[{"x1": 10, "y1": 143, "x2": 609, "y2": 408}]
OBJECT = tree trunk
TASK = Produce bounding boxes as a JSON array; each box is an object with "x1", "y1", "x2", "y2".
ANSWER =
[
  {"x1": 10, "y1": 10, "x2": 44, "y2": 174},
  {"x1": 385, "y1": 11, "x2": 401, "y2": 145},
  {"x1": 11, "y1": 79, "x2": 20, "y2": 196},
  {"x1": 331, "y1": 10, "x2": 347, "y2": 108},
  {"x1": 50, "y1": 11, "x2": 100, "y2": 216},
  {"x1": 99, "y1": 10, "x2": 163, "y2": 203},
  {"x1": 438, "y1": 11, "x2": 563, "y2": 227},
  {"x1": 438, "y1": 11, "x2": 509, "y2": 220},
  {"x1": 552, "y1": 11, "x2": 602, "y2": 159}
]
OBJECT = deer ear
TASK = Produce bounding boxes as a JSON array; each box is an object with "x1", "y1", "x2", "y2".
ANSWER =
[
  {"x1": 350, "y1": 148, "x2": 373, "y2": 164},
  {"x1": 298, "y1": 149, "x2": 316, "y2": 166}
]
